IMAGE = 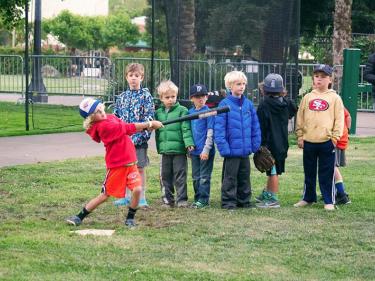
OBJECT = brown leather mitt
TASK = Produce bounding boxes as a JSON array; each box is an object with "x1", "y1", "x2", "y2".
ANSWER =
[{"x1": 253, "y1": 146, "x2": 275, "y2": 173}]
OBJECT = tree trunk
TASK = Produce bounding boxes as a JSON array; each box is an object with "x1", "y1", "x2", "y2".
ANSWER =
[
  {"x1": 332, "y1": 0, "x2": 352, "y2": 91},
  {"x1": 162, "y1": 0, "x2": 195, "y2": 88},
  {"x1": 179, "y1": 0, "x2": 196, "y2": 59}
]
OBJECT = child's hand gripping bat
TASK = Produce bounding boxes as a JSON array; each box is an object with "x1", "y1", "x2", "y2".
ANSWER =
[{"x1": 161, "y1": 106, "x2": 230, "y2": 125}]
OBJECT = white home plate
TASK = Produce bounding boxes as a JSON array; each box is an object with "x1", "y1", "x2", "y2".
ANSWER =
[{"x1": 71, "y1": 229, "x2": 115, "y2": 236}]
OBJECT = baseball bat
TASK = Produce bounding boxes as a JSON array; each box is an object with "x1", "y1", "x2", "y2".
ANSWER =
[{"x1": 162, "y1": 106, "x2": 230, "y2": 125}]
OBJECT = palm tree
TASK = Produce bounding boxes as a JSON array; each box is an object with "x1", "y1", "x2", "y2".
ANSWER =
[{"x1": 332, "y1": 0, "x2": 352, "y2": 90}]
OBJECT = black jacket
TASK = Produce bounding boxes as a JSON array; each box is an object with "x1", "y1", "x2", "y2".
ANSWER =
[
  {"x1": 257, "y1": 96, "x2": 297, "y2": 161},
  {"x1": 364, "y1": 53, "x2": 375, "y2": 98}
]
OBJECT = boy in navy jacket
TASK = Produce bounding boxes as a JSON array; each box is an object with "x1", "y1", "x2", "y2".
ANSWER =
[
  {"x1": 188, "y1": 84, "x2": 215, "y2": 209},
  {"x1": 255, "y1": 74, "x2": 297, "y2": 208},
  {"x1": 214, "y1": 71, "x2": 261, "y2": 209}
]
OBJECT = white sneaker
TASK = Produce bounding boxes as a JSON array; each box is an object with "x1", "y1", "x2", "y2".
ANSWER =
[
  {"x1": 293, "y1": 200, "x2": 311, "y2": 207},
  {"x1": 324, "y1": 204, "x2": 335, "y2": 211}
]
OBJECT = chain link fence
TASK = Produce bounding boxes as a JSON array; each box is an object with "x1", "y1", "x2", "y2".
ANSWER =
[{"x1": 0, "y1": 54, "x2": 373, "y2": 111}]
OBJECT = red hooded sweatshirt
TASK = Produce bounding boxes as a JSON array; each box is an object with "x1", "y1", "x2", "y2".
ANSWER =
[
  {"x1": 86, "y1": 114, "x2": 137, "y2": 168},
  {"x1": 336, "y1": 108, "x2": 350, "y2": 150}
]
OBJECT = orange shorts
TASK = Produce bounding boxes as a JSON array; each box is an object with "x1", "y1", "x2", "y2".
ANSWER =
[{"x1": 102, "y1": 165, "x2": 141, "y2": 198}]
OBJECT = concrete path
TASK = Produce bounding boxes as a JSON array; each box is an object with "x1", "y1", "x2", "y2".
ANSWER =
[
  {"x1": 0, "y1": 93, "x2": 85, "y2": 106},
  {"x1": 0, "y1": 132, "x2": 157, "y2": 168},
  {"x1": 356, "y1": 112, "x2": 375, "y2": 136}
]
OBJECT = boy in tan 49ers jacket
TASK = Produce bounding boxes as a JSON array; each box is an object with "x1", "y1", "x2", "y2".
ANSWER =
[{"x1": 294, "y1": 64, "x2": 344, "y2": 211}]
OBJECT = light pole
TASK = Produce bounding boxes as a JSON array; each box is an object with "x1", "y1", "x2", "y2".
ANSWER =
[
  {"x1": 29, "y1": 0, "x2": 47, "y2": 102},
  {"x1": 151, "y1": 0, "x2": 155, "y2": 95},
  {"x1": 25, "y1": 0, "x2": 30, "y2": 130}
]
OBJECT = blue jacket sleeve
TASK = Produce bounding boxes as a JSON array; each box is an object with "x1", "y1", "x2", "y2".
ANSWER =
[
  {"x1": 214, "y1": 101, "x2": 230, "y2": 156},
  {"x1": 250, "y1": 103, "x2": 261, "y2": 152}
]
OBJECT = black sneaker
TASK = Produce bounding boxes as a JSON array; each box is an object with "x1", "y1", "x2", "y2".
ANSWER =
[
  {"x1": 66, "y1": 215, "x2": 82, "y2": 226},
  {"x1": 335, "y1": 193, "x2": 351, "y2": 205}
]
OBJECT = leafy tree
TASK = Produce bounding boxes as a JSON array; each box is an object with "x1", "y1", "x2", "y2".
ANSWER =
[
  {"x1": 109, "y1": 0, "x2": 148, "y2": 17},
  {"x1": 43, "y1": 10, "x2": 139, "y2": 52},
  {"x1": 0, "y1": 0, "x2": 27, "y2": 28},
  {"x1": 144, "y1": 0, "x2": 168, "y2": 51},
  {"x1": 301, "y1": 0, "x2": 375, "y2": 38},
  {"x1": 352, "y1": 0, "x2": 375, "y2": 34},
  {"x1": 103, "y1": 12, "x2": 139, "y2": 49},
  {"x1": 43, "y1": 11, "x2": 92, "y2": 50},
  {"x1": 199, "y1": 0, "x2": 266, "y2": 55}
]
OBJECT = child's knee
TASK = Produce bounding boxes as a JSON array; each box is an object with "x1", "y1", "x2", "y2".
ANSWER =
[
  {"x1": 99, "y1": 193, "x2": 109, "y2": 202},
  {"x1": 132, "y1": 186, "x2": 142, "y2": 195}
]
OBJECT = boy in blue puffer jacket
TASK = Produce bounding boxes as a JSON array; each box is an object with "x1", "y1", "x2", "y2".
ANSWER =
[{"x1": 214, "y1": 71, "x2": 261, "y2": 210}]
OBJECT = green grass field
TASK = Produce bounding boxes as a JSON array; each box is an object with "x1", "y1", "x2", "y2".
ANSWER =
[
  {"x1": 0, "y1": 75, "x2": 108, "y2": 96},
  {"x1": 0, "y1": 101, "x2": 84, "y2": 137},
  {"x1": 0, "y1": 138, "x2": 374, "y2": 280}
]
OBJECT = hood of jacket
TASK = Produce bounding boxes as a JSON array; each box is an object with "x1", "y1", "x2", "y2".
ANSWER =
[{"x1": 263, "y1": 95, "x2": 289, "y2": 115}]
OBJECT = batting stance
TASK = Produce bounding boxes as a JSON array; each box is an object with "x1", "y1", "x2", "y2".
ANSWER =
[
  {"x1": 66, "y1": 98, "x2": 163, "y2": 227},
  {"x1": 294, "y1": 64, "x2": 344, "y2": 211}
]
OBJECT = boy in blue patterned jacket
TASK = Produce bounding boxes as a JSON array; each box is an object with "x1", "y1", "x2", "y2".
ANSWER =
[
  {"x1": 113, "y1": 63, "x2": 154, "y2": 208},
  {"x1": 214, "y1": 71, "x2": 261, "y2": 210}
]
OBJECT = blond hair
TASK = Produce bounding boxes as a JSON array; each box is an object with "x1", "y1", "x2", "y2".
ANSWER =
[
  {"x1": 125, "y1": 63, "x2": 144, "y2": 77},
  {"x1": 83, "y1": 103, "x2": 105, "y2": 130},
  {"x1": 224, "y1": 71, "x2": 247, "y2": 89},
  {"x1": 157, "y1": 80, "x2": 178, "y2": 98}
]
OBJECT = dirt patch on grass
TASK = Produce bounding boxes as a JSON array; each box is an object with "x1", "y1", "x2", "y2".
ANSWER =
[{"x1": 0, "y1": 189, "x2": 11, "y2": 196}]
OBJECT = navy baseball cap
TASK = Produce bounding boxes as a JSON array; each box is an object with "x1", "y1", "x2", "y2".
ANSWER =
[
  {"x1": 313, "y1": 64, "x2": 333, "y2": 76},
  {"x1": 190, "y1": 84, "x2": 208, "y2": 97},
  {"x1": 263, "y1": 73, "x2": 284, "y2": 93}
]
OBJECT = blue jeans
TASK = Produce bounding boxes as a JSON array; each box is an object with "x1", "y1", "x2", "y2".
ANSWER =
[{"x1": 191, "y1": 153, "x2": 215, "y2": 204}]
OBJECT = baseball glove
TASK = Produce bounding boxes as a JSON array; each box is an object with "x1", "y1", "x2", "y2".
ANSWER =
[{"x1": 253, "y1": 146, "x2": 275, "y2": 173}]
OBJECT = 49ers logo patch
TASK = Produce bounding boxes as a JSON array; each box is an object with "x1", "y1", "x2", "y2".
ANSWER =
[{"x1": 309, "y1": 99, "x2": 329, "y2": 111}]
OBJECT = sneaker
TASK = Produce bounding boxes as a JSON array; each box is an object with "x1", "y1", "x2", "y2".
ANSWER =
[
  {"x1": 192, "y1": 201, "x2": 209, "y2": 209},
  {"x1": 256, "y1": 191, "x2": 280, "y2": 208},
  {"x1": 335, "y1": 193, "x2": 351, "y2": 205},
  {"x1": 256, "y1": 199, "x2": 280, "y2": 208},
  {"x1": 125, "y1": 218, "x2": 136, "y2": 228},
  {"x1": 114, "y1": 197, "x2": 131, "y2": 207},
  {"x1": 222, "y1": 205, "x2": 236, "y2": 211},
  {"x1": 190, "y1": 201, "x2": 198, "y2": 208},
  {"x1": 176, "y1": 201, "x2": 189, "y2": 208},
  {"x1": 66, "y1": 215, "x2": 82, "y2": 226},
  {"x1": 293, "y1": 200, "x2": 312, "y2": 207},
  {"x1": 138, "y1": 198, "x2": 149, "y2": 208},
  {"x1": 237, "y1": 202, "x2": 253, "y2": 208},
  {"x1": 324, "y1": 204, "x2": 335, "y2": 211},
  {"x1": 161, "y1": 202, "x2": 173, "y2": 208},
  {"x1": 255, "y1": 189, "x2": 267, "y2": 203}
]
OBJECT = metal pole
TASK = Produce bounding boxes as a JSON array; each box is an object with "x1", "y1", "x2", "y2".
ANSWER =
[
  {"x1": 176, "y1": 0, "x2": 180, "y2": 88},
  {"x1": 29, "y1": 0, "x2": 47, "y2": 102},
  {"x1": 150, "y1": 0, "x2": 155, "y2": 95},
  {"x1": 25, "y1": 0, "x2": 29, "y2": 131},
  {"x1": 342, "y1": 48, "x2": 361, "y2": 134},
  {"x1": 294, "y1": 0, "x2": 301, "y2": 100}
]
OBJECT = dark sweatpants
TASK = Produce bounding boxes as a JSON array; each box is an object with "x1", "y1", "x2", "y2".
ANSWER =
[
  {"x1": 221, "y1": 157, "x2": 251, "y2": 209},
  {"x1": 160, "y1": 154, "x2": 188, "y2": 205},
  {"x1": 302, "y1": 140, "x2": 336, "y2": 204}
]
